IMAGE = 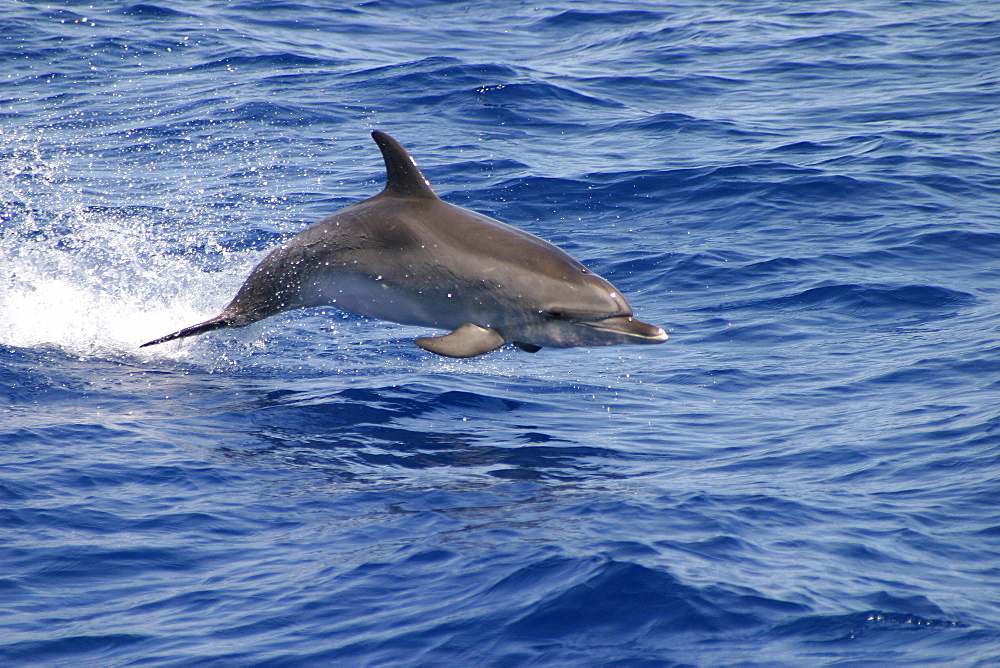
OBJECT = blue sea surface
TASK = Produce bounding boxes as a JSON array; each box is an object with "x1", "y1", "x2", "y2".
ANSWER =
[{"x1": 2, "y1": 1, "x2": 1000, "y2": 665}]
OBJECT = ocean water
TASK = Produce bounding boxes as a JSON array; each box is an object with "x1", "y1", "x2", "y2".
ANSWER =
[{"x1": 2, "y1": 0, "x2": 999, "y2": 664}]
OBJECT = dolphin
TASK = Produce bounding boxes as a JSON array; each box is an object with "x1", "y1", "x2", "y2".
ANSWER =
[{"x1": 141, "y1": 131, "x2": 667, "y2": 358}]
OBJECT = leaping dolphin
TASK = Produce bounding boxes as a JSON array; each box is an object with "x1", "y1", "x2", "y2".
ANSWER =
[{"x1": 141, "y1": 131, "x2": 667, "y2": 358}]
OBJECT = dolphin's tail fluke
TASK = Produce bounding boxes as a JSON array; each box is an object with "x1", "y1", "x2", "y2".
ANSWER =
[{"x1": 139, "y1": 315, "x2": 234, "y2": 348}]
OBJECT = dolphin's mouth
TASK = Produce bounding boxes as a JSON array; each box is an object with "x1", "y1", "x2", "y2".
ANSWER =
[{"x1": 575, "y1": 315, "x2": 668, "y2": 342}]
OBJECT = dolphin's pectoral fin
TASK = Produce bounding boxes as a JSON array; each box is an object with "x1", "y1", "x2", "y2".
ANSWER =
[
  {"x1": 513, "y1": 341, "x2": 541, "y2": 353},
  {"x1": 415, "y1": 323, "x2": 505, "y2": 358}
]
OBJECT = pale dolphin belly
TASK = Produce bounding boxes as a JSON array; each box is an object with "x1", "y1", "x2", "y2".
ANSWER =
[{"x1": 299, "y1": 268, "x2": 497, "y2": 333}]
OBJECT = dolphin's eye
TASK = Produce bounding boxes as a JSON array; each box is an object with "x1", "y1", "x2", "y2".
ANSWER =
[{"x1": 546, "y1": 310, "x2": 565, "y2": 319}]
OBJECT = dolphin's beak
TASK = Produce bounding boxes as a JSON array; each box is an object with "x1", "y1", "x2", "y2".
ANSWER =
[{"x1": 576, "y1": 316, "x2": 668, "y2": 343}]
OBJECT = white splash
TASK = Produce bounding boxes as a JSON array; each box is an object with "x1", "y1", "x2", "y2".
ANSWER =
[{"x1": 0, "y1": 133, "x2": 259, "y2": 358}]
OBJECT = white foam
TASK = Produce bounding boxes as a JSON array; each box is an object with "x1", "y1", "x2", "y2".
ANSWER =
[{"x1": 0, "y1": 135, "x2": 258, "y2": 359}]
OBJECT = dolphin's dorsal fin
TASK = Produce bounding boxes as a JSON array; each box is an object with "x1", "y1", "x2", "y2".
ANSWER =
[{"x1": 371, "y1": 130, "x2": 438, "y2": 199}]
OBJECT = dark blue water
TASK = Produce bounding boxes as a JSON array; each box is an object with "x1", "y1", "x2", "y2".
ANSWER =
[{"x1": 3, "y1": 1, "x2": 1000, "y2": 665}]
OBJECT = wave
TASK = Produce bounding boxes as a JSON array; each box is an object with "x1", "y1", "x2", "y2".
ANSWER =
[
  {"x1": 208, "y1": 382, "x2": 637, "y2": 483},
  {"x1": 532, "y1": 9, "x2": 664, "y2": 31},
  {"x1": 178, "y1": 53, "x2": 342, "y2": 74},
  {"x1": 252, "y1": 556, "x2": 980, "y2": 665},
  {"x1": 115, "y1": 4, "x2": 193, "y2": 19},
  {"x1": 717, "y1": 283, "x2": 975, "y2": 317}
]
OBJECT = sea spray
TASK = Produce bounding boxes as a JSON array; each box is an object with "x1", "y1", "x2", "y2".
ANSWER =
[{"x1": 0, "y1": 132, "x2": 258, "y2": 356}]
